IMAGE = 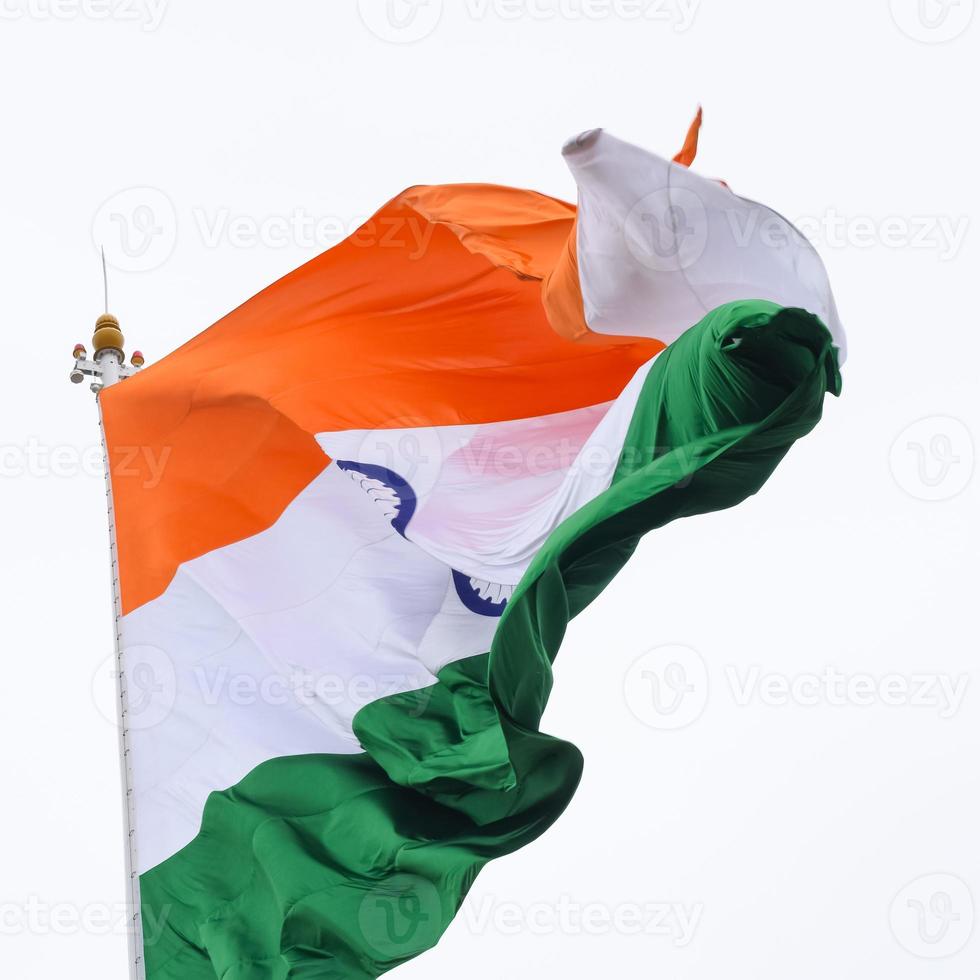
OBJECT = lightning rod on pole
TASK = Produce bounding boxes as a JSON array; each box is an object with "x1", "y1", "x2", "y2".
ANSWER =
[{"x1": 70, "y1": 249, "x2": 145, "y2": 391}]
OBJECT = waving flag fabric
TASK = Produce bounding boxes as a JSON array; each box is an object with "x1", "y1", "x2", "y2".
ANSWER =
[{"x1": 102, "y1": 118, "x2": 844, "y2": 978}]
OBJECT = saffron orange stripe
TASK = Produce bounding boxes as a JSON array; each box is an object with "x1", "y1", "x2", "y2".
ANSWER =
[{"x1": 103, "y1": 189, "x2": 662, "y2": 614}]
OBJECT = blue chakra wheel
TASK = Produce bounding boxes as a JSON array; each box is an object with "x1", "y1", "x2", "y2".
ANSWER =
[{"x1": 336, "y1": 459, "x2": 511, "y2": 617}]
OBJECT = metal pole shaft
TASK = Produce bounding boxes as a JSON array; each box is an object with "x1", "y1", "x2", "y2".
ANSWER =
[{"x1": 97, "y1": 383, "x2": 145, "y2": 980}]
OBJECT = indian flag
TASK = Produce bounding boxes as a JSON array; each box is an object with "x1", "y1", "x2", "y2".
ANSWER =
[{"x1": 101, "y1": 116, "x2": 844, "y2": 978}]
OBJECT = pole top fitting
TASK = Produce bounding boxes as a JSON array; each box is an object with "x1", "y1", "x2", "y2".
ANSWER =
[
  {"x1": 70, "y1": 313, "x2": 143, "y2": 390},
  {"x1": 93, "y1": 313, "x2": 125, "y2": 357}
]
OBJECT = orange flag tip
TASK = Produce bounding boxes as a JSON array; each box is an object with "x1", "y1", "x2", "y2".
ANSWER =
[{"x1": 672, "y1": 106, "x2": 703, "y2": 168}]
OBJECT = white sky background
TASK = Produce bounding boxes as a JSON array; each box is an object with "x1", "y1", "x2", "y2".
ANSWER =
[{"x1": 1, "y1": 1, "x2": 979, "y2": 977}]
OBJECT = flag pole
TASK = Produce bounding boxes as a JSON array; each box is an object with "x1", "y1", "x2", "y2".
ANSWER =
[{"x1": 71, "y1": 311, "x2": 147, "y2": 980}]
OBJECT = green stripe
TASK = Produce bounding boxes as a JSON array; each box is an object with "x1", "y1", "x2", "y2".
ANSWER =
[{"x1": 140, "y1": 301, "x2": 841, "y2": 978}]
